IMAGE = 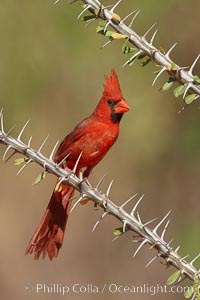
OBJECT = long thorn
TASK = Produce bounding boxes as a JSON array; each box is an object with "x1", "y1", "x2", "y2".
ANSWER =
[
  {"x1": 145, "y1": 255, "x2": 158, "y2": 268},
  {"x1": 120, "y1": 193, "x2": 138, "y2": 210},
  {"x1": 92, "y1": 212, "x2": 108, "y2": 232},
  {"x1": 104, "y1": 20, "x2": 111, "y2": 32},
  {"x1": 165, "y1": 42, "x2": 178, "y2": 60},
  {"x1": 152, "y1": 67, "x2": 166, "y2": 86},
  {"x1": 6, "y1": 125, "x2": 15, "y2": 136},
  {"x1": 96, "y1": 173, "x2": 107, "y2": 190},
  {"x1": 142, "y1": 23, "x2": 157, "y2": 40},
  {"x1": 167, "y1": 239, "x2": 173, "y2": 247},
  {"x1": 3, "y1": 145, "x2": 12, "y2": 161},
  {"x1": 180, "y1": 255, "x2": 189, "y2": 262},
  {"x1": 112, "y1": 235, "x2": 120, "y2": 242},
  {"x1": 0, "y1": 108, "x2": 5, "y2": 134},
  {"x1": 129, "y1": 10, "x2": 141, "y2": 27},
  {"x1": 101, "y1": 39, "x2": 112, "y2": 49},
  {"x1": 143, "y1": 217, "x2": 157, "y2": 227},
  {"x1": 175, "y1": 245, "x2": 180, "y2": 253},
  {"x1": 70, "y1": 196, "x2": 84, "y2": 213},
  {"x1": 4, "y1": 150, "x2": 16, "y2": 162},
  {"x1": 77, "y1": 4, "x2": 90, "y2": 20},
  {"x1": 133, "y1": 239, "x2": 148, "y2": 257},
  {"x1": 160, "y1": 219, "x2": 170, "y2": 240},
  {"x1": 130, "y1": 194, "x2": 144, "y2": 217},
  {"x1": 17, "y1": 120, "x2": 30, "y2": 141},
  {"x1": 121, "y1": 10, "x2": 138, "y2": 23},
  {"x1": 153, "y1": 210, "x2": 171, "y2": 234},
  {"x1": 137, "y1": 211, "x2": 142, "y2": 224},
  {"x1": 106, "y1": 179, "x2": 114, "y2": 197},
  {"x1": 183, "y1": 83, "x2": 192, "y2": 99},
  {"x1": 27, "y1": 136, "x2": 33, "y2": 147},
  {"x1": 38, "y1": 135, "x2": 49, "y2": 152},
  {"x1": 57, "y1": 153, "x2": 71, "y2": 167},
  {"x1": 110, "y1": 0, "x2": 122, "y2": 13},
  {"x1": 49, "y1": 140, "x2": 59, "y2": 161},
  {"x1": 190, "y1": 253, "x2": 200, "y2": 266},
  {"x1": 150, "y1": 29, "x2": 158, "y2": 45},
  {"x1": 122, "y1": 50, "x2": 142, "y2": 68},
  {"x1": 188, "y1": 54, "x2": 200, "y2": 76},
  {"x1": 72, "y1": 151, "x2": 83, "y2": 173},
  {"x1": 16, "y1": 159, "x2": 32, "y2": 175}
]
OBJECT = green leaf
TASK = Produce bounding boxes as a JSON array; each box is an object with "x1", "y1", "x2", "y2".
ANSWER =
[
  {"x1": 141, "y1": 57, "x2": 151, "y2": 67},
  {"x1": 99, "y1": 21, "x2": 107, "y2": 27},
  {"x1": 33, "y1": 172, "x2": 46, "y2": 185},
  {"x1": 166, "y1": 270, "x2": 181, "y2": 285},
  {"x1": 96, "y1": 26, "x2": 104, "y2": 34},
  {"x1": 96, "y1": 21, "x2": 107, "y2": 34},
  {"x1": 184, "y1": 287, "x2": 193, "y2": 299},
  {"x1": 173, "y1": 84, "x2": 187, "y2": 98},
  {"x1": 105, "y1": 31, "x2": 115, "y2": 37},
  {"x1": 162, "y1": 80, "x2": 175, "y2": 91},
  {"x1": 14, "y1": 157, "x2": 27, "y2": 166},
  {"x1": 122, "y1": 46, "x2": 137, "y2": 55},
  {"x1": 114, "y1": 227, "x2": 124, "y2": 236},
  {"x1": 193, "y1": 75, "x2": 200, "y2": 84},
  {"x1": 94, "y1": 8, "x2": 100, "y2": 16},
  {"x1": 83, "y1": 15, "x2": 96, "y2": 22},
  {"x1": 185, "y1": 93, "x2": 196, "y2": 104}
]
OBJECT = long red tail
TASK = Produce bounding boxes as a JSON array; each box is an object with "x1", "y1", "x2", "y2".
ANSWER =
[{"x1": 25, "y1": 183, "x2": 74, "y2": 260}]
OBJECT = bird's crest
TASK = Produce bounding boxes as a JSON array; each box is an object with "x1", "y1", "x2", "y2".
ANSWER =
[{"x1": 103, "y1": 70, "x2": 123, "y2": 100}]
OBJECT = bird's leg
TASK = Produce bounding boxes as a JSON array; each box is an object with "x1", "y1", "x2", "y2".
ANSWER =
[
  {"x1": 76, "y1": 170, "x2": 91, "y2": 206},
  {"x1": 78, "y1": 168, "x2": 93, "y2": 188},
  {"x1": 78, "y1": 170, "x2": 98, "y2": 209}
]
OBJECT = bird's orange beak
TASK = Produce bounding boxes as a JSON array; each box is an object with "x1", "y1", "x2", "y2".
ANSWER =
[{"x1": 114, "y1": 98, "x2": 130, "y2": 114}]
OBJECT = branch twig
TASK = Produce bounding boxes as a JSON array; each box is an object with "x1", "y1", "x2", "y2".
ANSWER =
[
  {"x1": 73, "y1": 0, "x2": 200, "y2": 103},
  {"x1": 0, "y1": 110, "x2": 199, "y2": 286}
]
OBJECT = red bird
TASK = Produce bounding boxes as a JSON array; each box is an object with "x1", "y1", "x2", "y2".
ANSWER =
[{"x1": 25, "y1": 70, "x2": 130, "y2": 260}]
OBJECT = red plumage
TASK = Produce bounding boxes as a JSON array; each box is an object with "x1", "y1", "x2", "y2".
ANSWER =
[{"x1": 25, "y1": 70, "x2": 130, "y2": 260}]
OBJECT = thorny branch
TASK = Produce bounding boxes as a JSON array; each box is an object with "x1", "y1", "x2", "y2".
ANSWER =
[
  {"x1": 0, "y1": 110, "x2": 200, "y2": 289},
  {"x1": 70, "y1": 0, "x2": 200, "y2": 103}
]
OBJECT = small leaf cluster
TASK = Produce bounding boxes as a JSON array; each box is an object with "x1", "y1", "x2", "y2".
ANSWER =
[
  {"x1": 96, "y1": 21, "x2": 128, "y2": 40},
  {"x1": 14, "y1": 157, "x2": 46, "y2": 185},
  {"x1": 167, "y1": 271, "x2": 200, "y2": 300},
  {"x1": 79, "y1": 1, "x2": 200, "y2": 105},
  {"x1": 162, "y1": 79, "x2": 197, "y2": 105}
]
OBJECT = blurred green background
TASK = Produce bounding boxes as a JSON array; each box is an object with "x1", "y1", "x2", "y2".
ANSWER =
[{"x1": 0, "y1": 0, "x2": 200, "y2": 299}]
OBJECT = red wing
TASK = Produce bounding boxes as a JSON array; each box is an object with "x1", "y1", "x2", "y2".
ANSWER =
[
  {"x1": 54, "y1": 118, "x2": 90, "y2": 163},
  {"x1": 54, "y1": 129, "x2": 84, "y2": 163}
]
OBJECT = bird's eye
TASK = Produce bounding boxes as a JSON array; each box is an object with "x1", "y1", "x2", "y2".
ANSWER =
[{"x1": 107, "y1": 100, "x2": 113, "y2": 106}]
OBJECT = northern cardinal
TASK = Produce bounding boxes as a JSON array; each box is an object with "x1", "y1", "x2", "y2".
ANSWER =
[{"x1": 25, "y1": 70, "x2": 130, "y2": 260}]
